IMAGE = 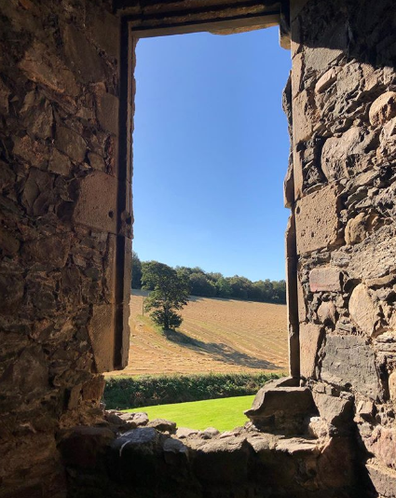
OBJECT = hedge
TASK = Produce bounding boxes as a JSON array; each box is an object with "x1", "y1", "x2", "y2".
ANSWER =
[{"x1": 103, "y1": 372, "x2": 281, "y2": 410}]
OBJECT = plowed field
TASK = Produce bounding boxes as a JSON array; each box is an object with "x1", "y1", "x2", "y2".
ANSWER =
[{"x1": 111, "y1": 290, "x2": 288, "y2": 376}]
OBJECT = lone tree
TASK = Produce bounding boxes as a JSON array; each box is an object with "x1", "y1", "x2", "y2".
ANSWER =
[{"x1": 141, "y1": 261, "x2": 190, "y2": 330}]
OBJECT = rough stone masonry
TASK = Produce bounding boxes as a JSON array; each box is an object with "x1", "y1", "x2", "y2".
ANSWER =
[{"x1": 1, "y1": 0, "x2": 396, "y2": 497}]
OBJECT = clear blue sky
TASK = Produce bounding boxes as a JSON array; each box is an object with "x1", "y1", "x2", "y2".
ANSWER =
[{"x1": 132, "y1": 27, "x2": 291, "y2": 281}]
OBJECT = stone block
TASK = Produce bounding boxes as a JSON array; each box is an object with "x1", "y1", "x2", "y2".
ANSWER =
[
  {"x1": 82, "y1": 376, "x2": 105, "y2": 403},
  {"x1": 369, "y1": 91, "x2": 396, "y2": 127},
  {"x1": 63, "y1": 24, "x2": 106, "y2": 84},
  {"x1": 297, "y1": 276, "x2": 306, "y2": 323},
  {"x1": 321, "y1": 127, "x2": 376, "y2": 183},
  {"x1": 96, "y1": 92, "x2": 119, "y2": 135},
  {"x1": 103, "y1": 234, "x2": 117, "y2": 304},
  {"x1": 345, "y1": 213, "x2": 370, "y2": 245},
  {"x1": 21, "y1": 168, "x2": 54, "y2": 216},
  {"x1": 60, "y1": 426, "x2": 115, "y2": 469},
  {"x1": 0, "y1": 226, "x2": 20, "y2": 256},
  {"x1": 295, "y1": 186, "x2": 340, "y2": 255},
  {"x1": 73, "y1": 171, "x2": 118, "y2": 234},
  {"x1": 309, "y1": 267, "x2": 341, "y2": 292},
  {"x1": 148, "y1": 419, "x2": 177, "y2": 434},
  {"x1": 293, "y1": 147, "x2": 304, "y2": 199},
  {"x1": 90, "y1": 10, "x2": 120, "y2": 59},
  {"x1": 321, "y1": 335, "x2": 381, "y2": 400},
  {"x1": 368, "y1": 427, "x2": 396, "y2": 470},
  {"x1": 300, "y1": 323, "x2": 323, "y2": 379},
  {"x1": 22, "y1": 234, "x2": 71, "y2": 269},
  {"x1": 315, "y1": 67, "x2": 339, "y2": 94},
  {"x1": 48, "y1": 149, "x2": 72, "y2": 176},
  {"x1": 109, "y1": 428, "x2": 165, "y2": 485},
  {"x1": 312, "y1": 391, "x2": 353, "y2": 430},
  {"x1": 192, "y1": 437, "x2": 250, "y2": 483},
  {"x1": 349, "y1": 284, "x2": 378, "y2": 336},
  {"x1": 0, "y1": 273, "x2": 25, "y2": 313},
  {"x1": 18, "y1": 41, "x2": 79, "y2": 97},
  {"x1": 389, "y1": 371, "x2": 396, "y2": 402},
  {"x1": 292, "y1": 90, "x2": 315, "y2": 144},
  {"x1": 13, "y1": 134, "x2": 49, "y2": 169},
  {"x1": 88, "y1": 152, "x2": 105, "y2": 172},
  {"x1": 88, "y1": 303, "x2": 116, "y2": 372},
  {"x1": 1, "y1": 346, "x2": 48, "y2": 395},
  {"x1": 245, "y1": 382, "x2": 317, "y2": 435},
  {"x1": 0, "y1": 77, "x2": 10, "y2": 114},
  {"x1": 367, "y1": 463, "x2": 396, "y2": 497},
  {"x1": 55, "y1": 126, "x2": 87, "y2": 163},
  {"x1": 317, "y1": 301, "x2": 337, "y2": 325}
]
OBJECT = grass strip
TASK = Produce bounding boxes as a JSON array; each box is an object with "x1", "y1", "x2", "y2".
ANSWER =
[
  {"x1": 104, "y1": 371, "x2": 281, "y2": 410},
  {"x1": 124, "y1": 395, "x2": 256, "y2": 432}
]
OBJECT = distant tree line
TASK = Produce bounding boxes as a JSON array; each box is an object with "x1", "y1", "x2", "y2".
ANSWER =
[{"x1": 132, "y1": 252, "x2": 286, "y2": 305}]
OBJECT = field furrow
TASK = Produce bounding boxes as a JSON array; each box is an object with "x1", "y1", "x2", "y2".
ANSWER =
[{"x1": 109, "y1": 290, "x2": 288, "y2": 376}]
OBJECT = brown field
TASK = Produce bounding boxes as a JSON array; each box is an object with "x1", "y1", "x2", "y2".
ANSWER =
[{"x1": 110, "y1": 290, "x2": 288, "y2": 376}]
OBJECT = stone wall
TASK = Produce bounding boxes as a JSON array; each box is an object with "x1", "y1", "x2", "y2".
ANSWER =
[
  {"x1": 2, "y1": 0, "x2": 396, "y2": 497},
  {"x1": 288, "y1": 0, "x2": 396, "y2": 495},
  {"x1": 0, "y1": 1, "x2": 131, "y2": 496}
]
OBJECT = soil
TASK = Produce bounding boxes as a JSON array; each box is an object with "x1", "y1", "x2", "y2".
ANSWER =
[{"x1": 110, "y1": 290, "x2": 288, "y2": 376}]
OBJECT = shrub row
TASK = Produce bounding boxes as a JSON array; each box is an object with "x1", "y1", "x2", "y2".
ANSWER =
[{"x1": 103, "y1": 372, "x2": 281, "y2": 410}]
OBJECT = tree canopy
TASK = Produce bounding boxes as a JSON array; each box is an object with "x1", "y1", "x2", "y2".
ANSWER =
[
  {"x1": 141, "y1": 261, "x2": 190, "y2": 330},
  {"x1": 132, "y1": 258, "x2": 286, "y2": 305}
]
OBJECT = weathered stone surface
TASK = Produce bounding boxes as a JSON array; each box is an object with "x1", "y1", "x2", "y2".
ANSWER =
[
  {"x1": 88, "y1": 304, "x2": 116, "y2": 372},
  {"x1": 245, "y1": 384, "x2": 317, "y2": 434},
  {"x1": 321, "y1": 127, "x2": 375, "y2": 182},
  {"x1": 300, "y1": 323, "x2": 323, "y2": 378},
  {"x1": 332, "y1": 225, "x2": 396, "y2": 281},
  {"x1": 367, "y1": 427, "x2": 396, "y2": 470},
  {"x1": 22, "y1": 234, "x2": 71, "y2": 269},
  {"x1": 73, "y1": 171, "x2": 118, "y2": 234},
  {"x1": 13, "y1": 134, "x2": 49, "y2": 169},
  {"x1": 49, "y1": 149, "x2": 72, "y2": 176},
  {"x1": 369, "y1": 92, "x2": 396, "y2": 127},
  {"x1": 345, "y1": 213, "x2": 371, "y2": 245},
  {"x1": 55, "y1": 126, "x2": 87, "y2": 163},
  {"x1": 0, "y1": 273, "x2": 25, "y2": 313},
  {"x1": 312, "y1": 391, "x2": 353, "y2": 430},
  {"x1": 309, "y1": 267, "x2": 341, "y2": 292},
  {"x1": 321, "y1": 335, "x2": 381, "y2": 399},
  {"x1": 88, "y1": 152, "x2": 105, "y2": 172},
  {"x1": 1, "y1": 346, "x2": 48, "y2": 395},
  {"x1": 297, "y1": 276, "x2": 306, "y2": 323},
  {"x1": 349, "y1": 284, "x2": 378, "y2": 336},
  {"x1": 295, "y1": 186, "x2": 340, "y2": 254},
  {"x1": 176, "y1": 427, "x2": 199, "y2": 439},
  {"x1": 60, "y1": 427, "x2": 115, "y2": 469},
  {"x1": 292, "y1": 90, "x2": 315, "y2": 144},
  {"x1": 117, "y1": 412, "x2": 149, "y2": 427},
  {"x1": 315, "y1": 67, "x2": 339, "y2": 93},
  {"x1": 163, "y1": 437, "x2": 189, "y2": 465},
  {"x1": 367, "y1": 462, "x2": 396, "y2": 497},
  {"x1": 0, "y1": 227, "x2": 20, "y2": 256},
  {"x1": 317, "y1": 301, "x2": 337, "y2": 325},
  {"x1": 199, "y1": 427, "x2": 220, "y2": 439},
  {"x1": 148, "y1": 419, "x2": 177, "y2": 433},
  {"x1": 96, "y1": 92, "x2": 119, "y2": 135},
  {"x1": 389, "y1": 371, "x2": 396, "y2": 401},
  {"x1": 63, "y1": 24, "x2": 106, "y2": 84},
  {"x1": 90, "y1": 10, "x2": 120, "y2": 59},
  {"x1": 0, "y1": 77, "x2": 10, "y2": 114},
  {"x1": 19, "y1": 41, "x2": 79, "y2": 97},
  {"x1": 191, "y1": 437, "x2": 250, "y2": 483}
]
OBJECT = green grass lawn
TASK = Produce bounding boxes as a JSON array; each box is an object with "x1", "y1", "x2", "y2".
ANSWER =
[{"x1": 125, "y1": 395, "x2": 255, "y2": 432}]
